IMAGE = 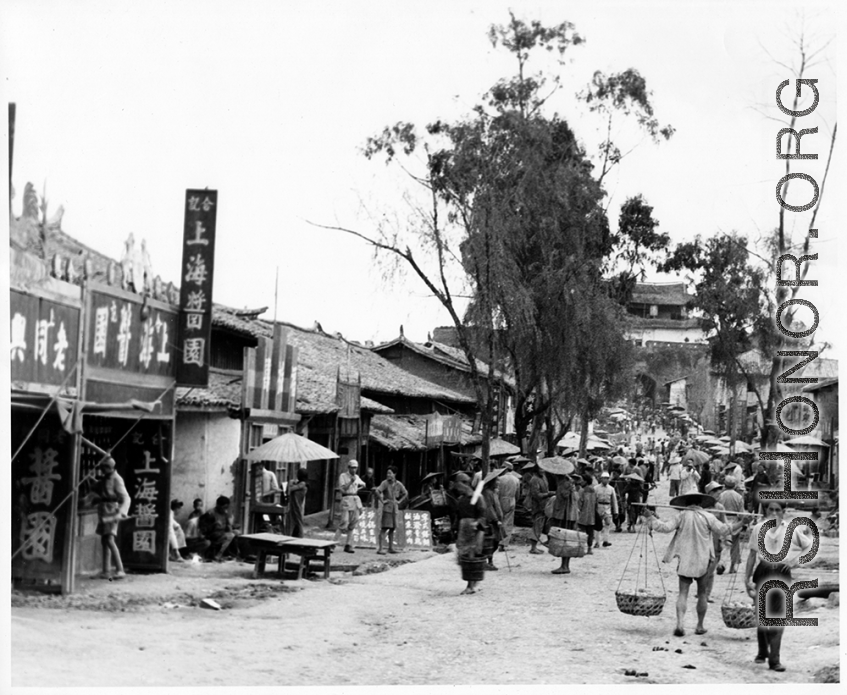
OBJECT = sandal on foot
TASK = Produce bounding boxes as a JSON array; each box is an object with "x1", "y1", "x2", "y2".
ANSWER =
[
  {"x1": 112, "y1": 571, "x2": 127, "y2": 580},
  {"x1": 769, "y1": 663, "x2": 786, "y2": 672},
  {"x1": 529, "y1": 548, "x2": 544, "y2": 555},
  {"x1": 551, "y1": 568, "x2": 570, "y2": 574},
  {"x1": 673, "y1": 628, "x2": 685, "y2": 637},
  {"x1": 694, "y1": 627, "x2": 707, "y2": 635},
  {"x1": 754, "y1": 656, "x2": 767, "y2": 664},
  {"x1": 376, "y1": 549, "x2": 387, "y2": 555}
]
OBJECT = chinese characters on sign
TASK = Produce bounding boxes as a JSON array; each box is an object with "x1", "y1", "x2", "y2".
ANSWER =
[
  {"x1": 10, "y1": 290, "x2": 80, "y2": 388},
  {"x1": 120, "y1": 425, "x2": 171, "y2": 569},
  {"x1": 19, "y1": 446, "x2": 62, "y2": 563},
  {"x1": 349, "y1": 510, "x2": 432, "y2": 549},
  {"x1": 176, "y1": 189, "x2": 217, "y2": 386},
  {"x1": 12, "y1": 421, "x2": 72, "y2": 585},
  {"x1": 86, "y1": 289, "x2": 178, "y2": 377}
]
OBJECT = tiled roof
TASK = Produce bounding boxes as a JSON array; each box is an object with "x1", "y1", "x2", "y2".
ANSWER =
[
  {"x1": 372, "y1": 335, "x2": 515, "y2": 387},
  {"x1": 174, "y1": 365, "x2": 393, "y2": 416},
  {"x1": 630, "y1": 282, "x2": 689, "y2": 306},
  {"x1": 176, "y1": 370, "x2": 243, "y2": 411},
  {"x1": 369, "y1": 414, "x2": 483, "y2": 451},
  {"x1": 209, "y1": 307, "x2": 475, "y2": 406}
]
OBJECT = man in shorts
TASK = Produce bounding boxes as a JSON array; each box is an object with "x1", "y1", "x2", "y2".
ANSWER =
[
  {"x1": 645, "y1": 492, "x2": 749, "y2": 636},
  {"x1": 335, "y1": 459, "x2": 365, "y2": 553},
  {"x1": 86, "y1": 457, "x2": 131, "y2": 580}
]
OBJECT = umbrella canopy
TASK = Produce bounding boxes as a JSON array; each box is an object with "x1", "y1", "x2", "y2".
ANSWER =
[
  {"x1": 612, "y1": 455, "x2": 628, "y2": 467},
  {"x1": 694, "y1": 434, "x2": 713, "y2": 442},
  {"x1": 473, "y1": 438, "x2": 521, "y2": 458},
  {"x1": 784, "y1": 435, "x2": 830, "y2": 448},
  {"x1": 682, "y1": 449, "x2": 710, "y2": 466},
  {"x1": 624, "y1": 472, "x2": 645, "y2": 482},
  {"x1": 734, "y1": 441, "x2": 755, "y2": 453},
  {"x1": 244, "y1": 432, "x2": 339, "y2": 463},
  {"x1": 537, "y1": 456, "x2": 575, "y2": 476},
  {"x1": 703, "y1": 429, "x2": 716, "y2": 435}
]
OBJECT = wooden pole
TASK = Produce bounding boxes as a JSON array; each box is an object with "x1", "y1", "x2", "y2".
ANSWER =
[{"x1": 630, "y1": 502, "x2": 761, "y2": 517}]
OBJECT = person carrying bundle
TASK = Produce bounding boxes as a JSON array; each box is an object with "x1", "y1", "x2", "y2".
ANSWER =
[{"x1": 643, "y1": 492, "x2": 750, "y2": 637}]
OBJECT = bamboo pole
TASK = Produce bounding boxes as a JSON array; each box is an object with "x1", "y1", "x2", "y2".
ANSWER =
[{"x1": 631, "y1": 502, "x2": 761, "y2": 517}]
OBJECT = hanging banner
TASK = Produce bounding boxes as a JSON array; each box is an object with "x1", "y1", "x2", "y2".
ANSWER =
[
  {"x1": 442, "y1": 414, "x2": 462, "y2": 444},
  {"x1": 426, "y1": 414, "x2": 444, "y2": 447},
  {"x1": 176, "y1": 189, "x2": 218, "y2": 386}
]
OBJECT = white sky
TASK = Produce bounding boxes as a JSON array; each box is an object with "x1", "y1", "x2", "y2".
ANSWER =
[{"x1": 1, "y1": 0, "x2": 842, "y2": 358}]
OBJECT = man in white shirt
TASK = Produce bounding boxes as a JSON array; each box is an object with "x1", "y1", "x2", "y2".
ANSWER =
[
  {"x1": 256, "y1": 462, "x2": 281, "y2": 501},
  {"x1": 679, "y1": 462, "x2": 700, "y2": 496},
  {"x1": 744, "y1": 500, "x2": 814, "y2": 673},
  {"x1": 335, "y1": 459, "x2": 366, "y2": 553},
  {"x1": 667, "y1": 453, "x2": 682, "y2": 497}
]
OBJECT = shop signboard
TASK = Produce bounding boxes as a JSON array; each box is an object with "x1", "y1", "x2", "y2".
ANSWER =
[
  {"x1": 10, "y1": 289, "x2": 80, "y2": 390},
  {"x1": 349, "y1": 509, "x2": 433, "y2": 550},
  {"x1": 442, "y1": 414, "x2": 462, "y2": 444},
  {"x1": 85, "y1": 285, "x2": 178, "y2": 379},
  {"x1": 12, "y1": 417, "x2": 75, "y2": 588},
  {"x1": 118, "y1": 422, "x2": 171, "y2": 571},
  {"x1": 176, "y1": 189, "x2": 218, "y2": 387}
]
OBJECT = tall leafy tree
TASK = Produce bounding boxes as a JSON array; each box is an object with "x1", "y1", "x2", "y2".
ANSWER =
[{"x1": 312, "y1": 13, "x2": 672, "y2": 466}]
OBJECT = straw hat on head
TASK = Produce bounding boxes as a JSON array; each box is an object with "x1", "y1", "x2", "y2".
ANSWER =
[
  {"x1": 522, "y1": 461, "x2": 538, "y2": 471},
  {"x1": 723, "y1": 476, "x2": 737, "y2": 489},
  {"x1": 670, "y1": 492, "x2": 716, "y2": 509},
  {"x1": 704, "y1": 481, "x2": 723, "y2": 493},
  {"x1": 483, "y1": 469, "x2": 505, "y2": 486}
]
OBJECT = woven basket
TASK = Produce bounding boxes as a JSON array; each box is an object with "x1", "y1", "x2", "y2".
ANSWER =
[
  {"x1": 721, "y1": 603, "x2": 757, "y2": 629},
  {"x1": 615, "y1": 591, "x2": 666, "y2": 617},
  {"x1": 547, "y1": 528, "x2": 587, "y2": 558}
]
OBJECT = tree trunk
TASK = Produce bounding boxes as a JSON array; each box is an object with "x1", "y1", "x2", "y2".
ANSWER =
[{"x1": 578, "y1": 410, "x2": 590, "y2": 459}]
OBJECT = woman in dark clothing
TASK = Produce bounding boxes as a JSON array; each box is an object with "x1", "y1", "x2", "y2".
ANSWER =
[
  {"x1": 480, "y1": 472, "x2": 503, "y2": 571},
  {"x1": 576, "y1": 474, "x2": 597, "y2": 556},
  {"x1": 452, "y1": 472, "x2": 488, "y2": 595},
  {"x1": 550, "y1": 473, "x2": 580, "y2": 574},
  {"x1": 375, "y1": 466, "x2": 408, "y2": 555},
  {"x1": 623, "y1": 473, "x2": 645, "y2": 532},
  {"x1": 287, "y1": 468, "x2": 309, "y2": 538}
]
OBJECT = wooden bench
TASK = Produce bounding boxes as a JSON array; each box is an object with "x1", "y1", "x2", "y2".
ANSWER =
[
  {"x1": 240, "y1": 533, "x2": 295, "y2": 579},
  {"x1": 278, "y1": 538, "x2": 337, "y2": 580},
  {"x1": 240, "y1": 533, "x2": 336, "y2": 580}
]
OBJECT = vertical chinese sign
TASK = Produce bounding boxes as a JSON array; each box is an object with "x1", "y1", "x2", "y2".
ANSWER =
[
  {"x1": 12, "y1": 419, "x2": 74, "y2": 586},
  {"x1": 176, "y1": 189, "x2": 217, "y2": 386},
  {"x1": 118, "y1": 422, "x2": 172, "y2": 570}
]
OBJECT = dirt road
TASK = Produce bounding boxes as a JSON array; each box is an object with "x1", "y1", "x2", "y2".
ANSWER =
[{"x1": 12, "y1": 502, "x2": 839, "y2": 686}]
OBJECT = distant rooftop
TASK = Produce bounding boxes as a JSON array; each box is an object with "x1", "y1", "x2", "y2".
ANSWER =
[{"x1": 630, "y1": 282, "x2": 689, "y2": 307}]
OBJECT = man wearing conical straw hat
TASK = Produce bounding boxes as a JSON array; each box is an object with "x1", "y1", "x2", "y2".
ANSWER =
[{"x1": 644, "y1": 492, "x2": 750, "y2": 637}]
